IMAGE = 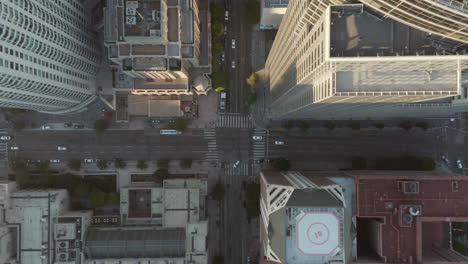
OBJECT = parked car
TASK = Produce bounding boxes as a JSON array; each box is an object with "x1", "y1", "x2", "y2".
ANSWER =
[
  {"x1": 0, "y1": 135, "x2": 11, "y2": 140},
  {"x1": 84, "y1": 159, "x2": 95, "y2": 163},
  {"x1": 225, "y1": 10, "x2": 229, "y2": 20},
  {"x1": 73, "y1": 124, "x2": 84, "y2": 129},
  {"x1": 231, "y1": 39, "x2": 236, "y2": 48},
  {"x1": 441, "y1": 155, "x2": 450, "y2": 164},
  {"x1": 221, "y1": 52, "x2": 225, "y2": 62},
  {"x1": 49, "y1": 159, "x2": 60, "y2": 164},
  {"x1": 57, "y1": 146, "x2": 67, "y2": 151},
  {"x1": 233, "y1": 160, "x2": 240, "y2": 168},
  {"x1": 224, "y1": 25, "x2": 227, "y2": 35},
  {"x1": 252, "y1": 135, "x2": 263, "y2": 140},
  {"x1": 231, "y1": 61, "x2": 236, "y2": 68},
  {"x1": 10, "y1": 146, "x2": 18, "y2": 150},
  {"x1": 457, "y1": 159, "x2": 463, "y2": 169},
  {"x1": 41, "y1": 125, "x2": 51, "y2": 130},
  {"x1": 64, "y1": 123, "x2": 72, "y2": 128},
  {"x1": 275, "y1": 140, "x2": 284, "y2": 145}
]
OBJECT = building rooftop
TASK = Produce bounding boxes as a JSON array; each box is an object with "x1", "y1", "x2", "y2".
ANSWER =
[
  {"x1": 84, "y1": 228, "x2": 186, "y2": 259},
  {"x1": 356, "y1": 174, "x2": 468, "y2": 263},
  {"x1": 263, "y1": 0, "x2": 289, "y2": 8},
  {"x1": 329, "y1": 5, "x2": 468, "y2": 58},
  {"x1": 124, "y1": 0, "x2": 163, "y2": 38},
  {"x1": 128, "y1": 189, "x2": 152, "y2": 218}
]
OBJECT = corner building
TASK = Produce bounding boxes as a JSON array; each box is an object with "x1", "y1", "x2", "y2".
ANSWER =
[
  {"x1": 0, "y1": 0, "x2": 101, "y2": 113},
  {"x1": 265, "y1": 1, "x2": 468, "y2": 119}
]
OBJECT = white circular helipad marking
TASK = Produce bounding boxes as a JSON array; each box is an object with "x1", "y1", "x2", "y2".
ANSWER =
[{"x1": 296, "y1": 212, "x2": 340, "y2": 256}]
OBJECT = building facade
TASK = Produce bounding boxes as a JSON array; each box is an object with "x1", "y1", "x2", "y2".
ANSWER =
[
  {"x1": 265, "y1": 1, "x2": 468, "y2": 119},
  {"x1": 0, "y1": 0, "x2": 101, "y2": 113}
]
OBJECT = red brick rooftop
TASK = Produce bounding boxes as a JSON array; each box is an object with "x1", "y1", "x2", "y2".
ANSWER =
[{"x1": 356, "y1": 174, "x2": 468, "y2": 263}]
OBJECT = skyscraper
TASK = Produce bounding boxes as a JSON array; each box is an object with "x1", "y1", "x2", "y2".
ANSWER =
[
  {"x1": 265, "y1": 0, "x2": 468, "y2": 120},
  {"x1": 0, "y1": 0, "x2": 101, "y2": 113}
]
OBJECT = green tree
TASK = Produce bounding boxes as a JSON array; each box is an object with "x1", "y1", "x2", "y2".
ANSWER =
[
  {"x1": 73, "y1": 182, "x2": 91, "y2": 197},
  {"x1": 35, "y1": 161, "x2": 49, "y2": 172},
  {"x1": 106, "y1": 192, "x2": 120, "y2": 205},
  {"x1": 210, "y1": 2, "x2": 224, "y2": 22},
  {"x1": 399, "y1": 121, "x2": 413, "y2": 131},
  {"x1": 212, "y1": 254, "x2": 224, "y2": 264},
  {"x1": 324, "y1": 121, "x2": 336, "y2": 131},
  {"x1": 374, "y1": 123, "x2": 385, "y2": 130},
  {"x1": 271, "y1": 157, "x2": 290, "y2": 170},
  {"x1": 114, "y1": 158, "x2": 127, "y2": 169},
  {"x1": 296, "y1": 121, "x2": 310, "y2": 132},
  {"x1": 180, "y1": 159, "x2": 192, "y2": 169},
  {"x1": 246, "y1": 73, "x2": 258, "y2": 86},
  {"x1": 348, "y1": 122, "x2": 361, "y2": 130},
  {"x1": 244, "y1": 0, "x2": 260, "y2": 26},
  {"x1": 420, "y1": 157, "x2": 435, "y2": 170},
  {"x1": 415, "y1": 121, "x2": 429, "y2": 131},
  {"x1": 351, "y1": 156, "x2": 367, "y2": 170},
  {"x1": 158, "y1": 159, "x2": 169, "y2": 169},
  {"x1": 67, "y1": 159, "x2": 82, "y2": 171},
  {"x1": 153, "y1": 168, "x2": 170, "y2": 183},
  {"x1": 88, "y1": 188, "x2": 107, "y2": 208},
  {"x1": 245, "y1": 92, "x2": 257, "y2": 105},
  {"x1": 94, "y1": 119, "x2": 110, "y2": 132},
  {"x1": 4, "y1": 108, "x2": 27, "y2": 115},
  {"x1": 213, "y1": 40, "x2": 224, "y2": 55},
  {"x1": 212, "y1": 72, "x2": 227, "y2": 91},
  {"x1": 10, "y1": 156, "x2": 26, "y2": 171},
  {"x1": 13, "y1": 121, "x2": 26, "y2": 131},
  {"x1": 282, "y1": 121, "x2": 294, "y2": 131},
  {"x1": 137, "y1": 160, "x2": 148, "y2": 170},
  {"x1": 211, "y1": 182, "x2": 225, "y2": 201},
  {"x1": 212, "y1": 21, "x2": 224, "y2": 38},
  {"x1": 97, "y1": 159, "x2": 108, "y2": 170},
  {"x1": 173, "y1": 119, "x2": 188, "y2": 132}
]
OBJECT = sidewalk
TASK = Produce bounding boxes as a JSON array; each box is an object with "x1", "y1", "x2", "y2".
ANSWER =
[{"x1": 190, "y1": 92, "x2": 219, "y2": 129}]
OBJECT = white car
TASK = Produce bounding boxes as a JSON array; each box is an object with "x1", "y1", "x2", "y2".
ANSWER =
[
  {"x1": 84, "y1": 159, "x2": 95, "y2": 163},
  {"x1": 441, "y1": 155, "x2": 449, "y2": 164},
  {"x1": 221, "y1": 52, "x2": 225, "y2": 62},
  {"x1": 457, "y1": 159, "x2": 463, "y2": 169},
  {"x1": 57, "y1": 146, "x2": 67, "y2": 151},
  {"x1": 41, "y1": 125, "x2": 51, "y2": 130},
  {"x1": 49, "y1": 159, "x2": 60, "y2": 164},
  {"x1": 0, "y1": 135, "x2": 11, "y2": 141},
  {"x1": 231, "y1": 61, "x2": 236, "y2": 68},
  {"x1": 231, "y1": 39, "x2": 236, "y2": 49},
  {"x1": 252, "y1": 135, "x2": 263, "y2": 140},
  {"x1": 10, "y1": 146, "x2": 19, "y2": 150},
  {"x1": 225, "y1": 10, "x2": 229, "y2": 20},
  {"x1": 233, "y1": 160, "x2": 240, "y2": 168},
  {"x1": 275, "y1": 140, "x2": 285, "y2": 145}
]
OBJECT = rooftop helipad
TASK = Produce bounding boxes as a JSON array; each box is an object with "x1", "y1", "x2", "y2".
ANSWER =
[{"x1": 296, "y1": 212, "x2": 341, "y2": 256}]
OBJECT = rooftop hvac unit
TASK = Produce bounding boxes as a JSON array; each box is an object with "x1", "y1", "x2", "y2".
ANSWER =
[
  {"x1": 58, "y1": 252, "x2": 68, "y2": 261},
  {"x1": 409, "y1": 206, "x2": 422, "y2": 216},
  {"x1": 126, "y1": 1, "x2": 138, "y2": 8},
  {"x1": 126, "y1": 16, "x2": 136, "y2": 25},
  {"x1": 402, "y1": 181, "x2": 419, "y2": 194},
  {"x1": 126, "y1": 8, "x2": 136, "y2": 16},
  {"x1": 402, "y1": 214, "x2": 413, "y2": 225}
]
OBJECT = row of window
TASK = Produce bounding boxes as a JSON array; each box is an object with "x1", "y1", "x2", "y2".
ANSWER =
[
  {"x1": 0, "y1": 1, "x2": 100, "y2": 64},
  {"x1": 0, "y1": 25, "x2": 99, "y2": 74},
  {"x1": 0, "y1": 72, "x2": 89, "y2": 103}
]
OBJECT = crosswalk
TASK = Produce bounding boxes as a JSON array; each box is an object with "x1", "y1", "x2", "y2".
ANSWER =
[
  {"x1": 204, "y1": 128, "x2": 218, "y2": 162},
  {"x1": 252, "y1": 129, "x2": 266, "y2": 162},
  {"x1": 223, "y1": 163, "x2": 250, "y2": 176},
  {"x1": 216, "y1": 114, "x2": 253, "y2": 128}
]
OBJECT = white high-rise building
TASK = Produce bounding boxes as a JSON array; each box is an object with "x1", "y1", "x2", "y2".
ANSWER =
[
  {"x1": 0, "y1": 0, "x2": 101, "y2": 114},
  {"x1": 265, "y1": 0, "x2": 468, "y2": 120}
]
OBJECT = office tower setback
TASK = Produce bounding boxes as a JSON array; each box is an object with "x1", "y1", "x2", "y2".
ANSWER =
[
  {"x1": 265, "y1": 1, "x2": 468, "y2": 120},
  {"x1": 0, "y1": 0, "x2": 101, "y2": 113}
]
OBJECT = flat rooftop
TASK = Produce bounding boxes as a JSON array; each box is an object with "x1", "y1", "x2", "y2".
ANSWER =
[
  {"x1": 357, "y1": 174, "x2": 468, "y2": 263},
  {"x1": 128, "y1": 189, "x2": 152, "y2": 218},
  {"x1": 124, "y1": 0, "x2": 162, "y2": 38},
  {"x1": 263, "y1": 0, "x2": 289, "y2": 8},
  {"x1": 329, "y1": 5, "x2": 468, "y2": 58}
]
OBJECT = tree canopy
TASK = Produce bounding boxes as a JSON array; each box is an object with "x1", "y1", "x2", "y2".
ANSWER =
[
  {"x1": 94, "y1": 119, "x2": 110, "y2": 132},
  {"x1": 67, "y1": 159, "x2": 82, "y2": 171}
]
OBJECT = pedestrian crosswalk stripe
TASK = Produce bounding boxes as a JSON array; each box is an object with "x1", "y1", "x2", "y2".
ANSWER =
[
  {"x1": 224, "y1": 163, "x2": 250, "y2": 176},
  {"x1": 204, "y1": 128, "x2": 218, "y2": 162},
  {"x1": 216, "y1": 114, "x2": 253, "y2": 128}
]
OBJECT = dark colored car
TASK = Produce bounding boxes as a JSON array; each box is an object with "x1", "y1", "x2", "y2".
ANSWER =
[
  {"x1": 64, "y1": 123, "x2": 72, "y2": 128},
  {"x1": 73, "y1": 124, "x2": 84, "y2": 129}
]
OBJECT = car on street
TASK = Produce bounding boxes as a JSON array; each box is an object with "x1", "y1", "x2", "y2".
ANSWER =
[
  {"x1": 73, "y1": 124, "x2": 84, "y2": 129},
  {"x1": 64, "y1": 123, "x2": 72, "y2": 128},
  {"x1": 231, "y1": 61, "x2": 236, "y2": 68},
  {"x1": 10, "y1": 146, "x2": 18, "y2": 150},
  {"x1": 57, "y1": 146, "x2": 67, "y2": 151},
  {"x1": 247, "y1": 256, "x2": 251, "y2": 263},
  {"x1": 221, "y1": 52, "x2": 225, "y2": 62},
  {"x1": 84, "y1": 159, "x2": 95, "y2": 163},
  {"x1": 233, "y1": 160, "x2": 240, "y2": 168},
  {"x1": 252, "y1": 135, "x2": 263, "y2": 140},
  {"x1": 225, "y1": 10, "x2": 229, "y2": 20},
  {"x1": 224, "y1": 25, "x2": 227, "y2": 35},
  {"x1": 49, "y1": 159, "x2": 60, "y2": 164},
  {"x1": 457, "y1": 159, "x2": 463, "y2": 169},
  {"x1": 275, "y1": 140, "x2": 284, "y2": 145},
  {"x1": 231, "y1": 39, "x2": 235, "y2": 48},
  {"x1": 41, "y1": 125, "x2": 51, "y2": 130},
  {"x1": 0, "y1": 135, "x2": 11, "y2": 141}
]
